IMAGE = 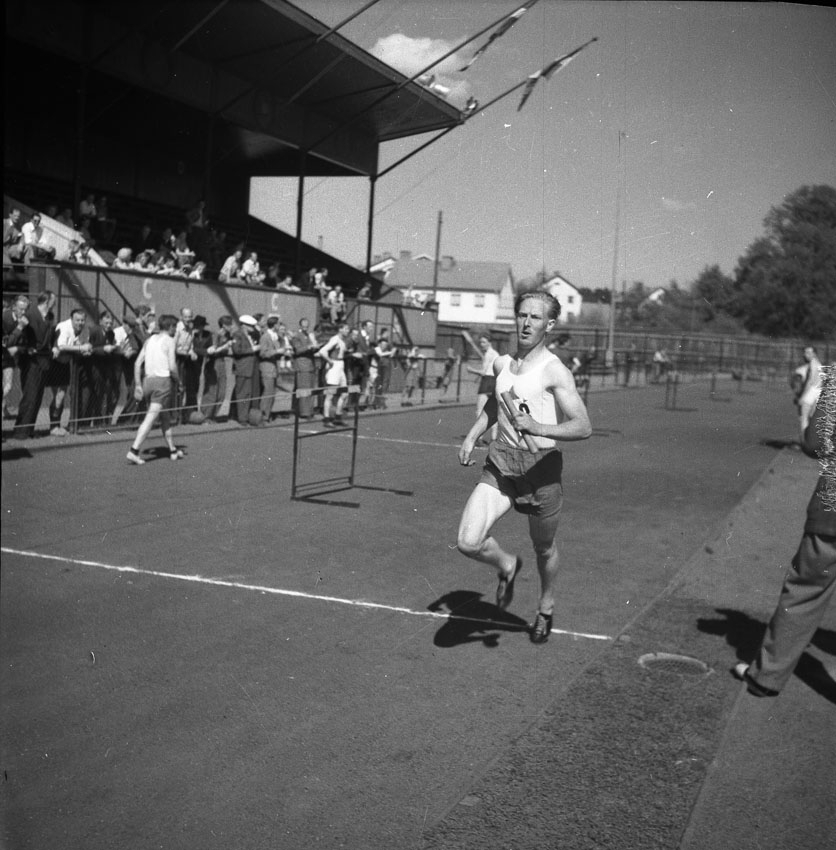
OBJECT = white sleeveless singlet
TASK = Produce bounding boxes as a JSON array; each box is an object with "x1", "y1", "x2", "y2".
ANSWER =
[{"x1": 495, "y1": 352, "x2": 564, "y2": 450}]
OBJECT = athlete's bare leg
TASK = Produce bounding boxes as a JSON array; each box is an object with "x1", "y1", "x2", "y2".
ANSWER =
[
  {"x1": 457, "y1": 482, "x2": 517, "y2": 578},
  {"x1": 528, "y1": 511, "x2": 561, "y2": 616}
]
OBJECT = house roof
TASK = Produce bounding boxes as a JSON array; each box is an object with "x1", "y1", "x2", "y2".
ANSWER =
[{"x1": 387, "y1": 257, "x2": 512, "y2": 293}]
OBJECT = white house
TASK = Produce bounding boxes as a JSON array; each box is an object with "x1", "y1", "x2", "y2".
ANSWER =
[
  {"x1": 543, "y1": 275, "x2": 583, "y2": 323},
  {"x1": 375, "y1": 251, "x2": 516, "y2": 325}
]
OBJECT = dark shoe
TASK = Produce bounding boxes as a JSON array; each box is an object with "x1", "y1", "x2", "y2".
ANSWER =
[
  {"x1": 495, "y1": 557, "x2": 522, "y2": 610},
  {"x1": 530, "y1": 611, "x2": 553, "y2": 644},
  {"x1": 322, "y1": 418, "x2": 335, "y2": 428},
  {"x1": 332, "y1": 417, "x2": 347, "y2": 427},
  {"x1": 732, "y1": 663, "x2": 779, "y2": 697}
]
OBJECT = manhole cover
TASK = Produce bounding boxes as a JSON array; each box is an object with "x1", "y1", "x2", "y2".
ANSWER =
[{"x1": 638, "y1": 652, "x2": 711, "y2": 676}]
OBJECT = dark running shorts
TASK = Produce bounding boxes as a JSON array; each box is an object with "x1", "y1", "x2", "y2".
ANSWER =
[
  {"x1": 143, "y1": 375, "x2": 173, "y2": 406},
  {"x1": 477, "y1": 375, "x2": 496, "y2": 395},
  {"x1": 479, "y1": 440, "x2": 564, "y2": 518}
]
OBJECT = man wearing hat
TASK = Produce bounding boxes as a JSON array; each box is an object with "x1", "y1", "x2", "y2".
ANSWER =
[{"x1": 232, "y1": 315, "x2": 261, "y2": 425}]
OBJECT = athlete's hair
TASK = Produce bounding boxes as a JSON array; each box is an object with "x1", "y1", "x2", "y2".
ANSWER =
[
  {"x1": 157, "y1": 314, "x2": 178, "y2": 332},
  {"x1": 514, "y1": 290, "x2": 561, "y2": 321}
]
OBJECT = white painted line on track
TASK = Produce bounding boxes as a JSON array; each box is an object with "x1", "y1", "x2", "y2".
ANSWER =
[{"x1": 1, "y1": 546, "x2": 613, "y2": 642}]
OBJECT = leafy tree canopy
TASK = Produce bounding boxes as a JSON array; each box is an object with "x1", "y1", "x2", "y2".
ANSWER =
[{"x1": 733, "y1": 184, "x2": 836, "y2": 339}]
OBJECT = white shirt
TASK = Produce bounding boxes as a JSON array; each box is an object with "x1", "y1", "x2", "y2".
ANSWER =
[{"x1": 143, "y1": 332, "x2": 176, "y2": 378}]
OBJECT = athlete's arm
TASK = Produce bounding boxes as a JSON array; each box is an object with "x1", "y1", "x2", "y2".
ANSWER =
[{"x1": 459, "y1": 394, "x2": 499, "y2": 465}]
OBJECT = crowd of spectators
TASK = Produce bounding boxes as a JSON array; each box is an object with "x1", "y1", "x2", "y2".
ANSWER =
[
  {"x1": 2, "y1": 293, "x2": 448, "y2": 439},
  {"x1": 5, "y1": 196, "x2": 351, "y2": 298}
]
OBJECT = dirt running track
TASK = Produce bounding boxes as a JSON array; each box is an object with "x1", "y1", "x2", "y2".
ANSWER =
[{"x1": 1, "y1": 379, "x2": 802, "y2": 849}]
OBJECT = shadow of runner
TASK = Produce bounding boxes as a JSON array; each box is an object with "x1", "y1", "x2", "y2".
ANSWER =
[
  {"x1": 697, "y1": 607, "x2": 836, "y2": 704},
  {"x1": 427, "y1": 590, "x2": 530, "y2": 648}
]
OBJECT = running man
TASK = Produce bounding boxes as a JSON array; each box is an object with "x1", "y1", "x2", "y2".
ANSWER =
[
  {"x1": 126, "y1": 314, "x2": 185, "y2": 464},
  {"x1": 457, "y1": 291, "x2": 592, "y2": 643}
]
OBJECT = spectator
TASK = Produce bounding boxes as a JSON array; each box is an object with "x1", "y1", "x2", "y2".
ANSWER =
[
  {"x1": 317, "y1": 323, "x2": 350, "y2": 428},
  {"x1": 357, "y1": 281, "x2": 372, "y2": 300},
  {"x1": 21, "y1": 212, "x2": 56, "y2": 263},
  {"x1": 188, "y1": 261, "x2": 207, "y2": 280},
  {"x1": 96, "y1": 196, "x2": 117, "y2": 242},
  {"x1": 357, "y1": 320, "x2": 374, "y2": 407},
  {"x1": 173, "y1": 231, "x2": 195, "y2": 269},
  {"x1": 258, "y1": 315, "x2": 284, "y2": 422},
  {"x1": 158, "y1": 227, "x2": 176, "y2": 257},
  {"x1": 110, "y1": 311, "x2": 147, "y2": 425},
  {"x1": 60, "y1": 238, "x2": 82, "y2": 263},
  {"x1": 264, "y1": 262, "x2": 281, "y2": 288},
  {"x1": 241, "y1": 251, "x2": 265, "y2": 286},
  {"x1": 174, "y1": 308, "x2": 199, "y2": 417},
  {"x1": 438, "y1": 347, "x2": 459, "y2": 396},
  {"x1": 465, "y1": 334, "x2": 498, "y2": 444},
  {"x1": 76, "y1": 242, "x2": 94, "y2": 265},
  {"x1": 314, "y1": 267, "x2": 330, "y2": 304},
  {"x1": 219, "y1": 248, "x2": 243, "y2": 283},
  {"x1": 327, "y1": 284, "x2": 346, "y2": 324},
  {"x1": 3, "y1": 207, "x2": 24, "y2": 268},
  {"x1": 192, "y1": 314, "x2": 231, "y2": 421},
  {"x1": 13, "y1": 291, "x2": 57, "y2": 439},
  {"x1": 231, "y1": 315, "x2": 261, "y2": 424},
  {"x1": 549, "y1": 333, "x2": 574, "y2": 369},
  {"x1": 276, "y1": 322, "x2": 293, "y2": 372},
  {"x1": 214, "y1": 315, "x2": 236, "y2": 421},
  {"x1": 186, "y1": 199, "x2": 208, "y2": 231},
  {"x1": 652, "y1": 346, "x2": 669, "y2": 383},
  {"x1": 78, "y1": 194, "x2": 97, "y2": 228},
  {"x1": 291, "y1": 317, "x2": 319, "y2": 419},
  {"x1": 160, "y1": 257, "x2": 182, "y2": 277},
  {"x1": 797, "y1": 345, "x2": 823, "y2": 443},
  {"x1": 56, "y1": 208, "x2": 76, "y2": 229},
  {"x1": 48, "y1": 307, "x2": 91, "y2": 435},
  {"x1": 2, "y1": 295, "x2": 30, "y2": 420},
  {"x1": 623, "y1": 342, "x2": 638, "y2": 387},
  {"x1": 86, "y1": 310, "x2": 121, "y2": 426},
  {"x1": 345, "y1": 327, "x2": 366, "y2": 413},
  {"x1": 277, "y1": 274, "x2": 301, "y2": 292},
  {"x1": 400, "y1": 345, "x2": 423, "y2": 406},
  {"x1": 113, "y1": 247, "x2": 133, "y2": 269},
  {"x1": 135, "y1": 223, "x2": 156, "y2": 256}
]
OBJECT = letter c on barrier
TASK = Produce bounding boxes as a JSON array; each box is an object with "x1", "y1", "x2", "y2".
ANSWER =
[
  {"x1": 271, "y1": 293, "x2": 279, "y2": 312},
  {"x1": 143, "y1": 277, "x2": 153, "y2": 300}
]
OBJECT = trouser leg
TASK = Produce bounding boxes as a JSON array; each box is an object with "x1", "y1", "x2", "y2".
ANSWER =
[{"x1": 751, "y1": 533, "x2": 836, "y2": 693}]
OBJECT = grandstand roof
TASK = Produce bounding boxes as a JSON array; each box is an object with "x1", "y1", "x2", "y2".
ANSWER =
[{"x1": 7, "y1": 0, "x2": 463, "y2": 177}]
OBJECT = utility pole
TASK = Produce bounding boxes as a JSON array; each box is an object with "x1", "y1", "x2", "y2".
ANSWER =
[
  {"x1": 607, "y1": 130, "x2": 626, "y2": 367},
  {"x1": 432, "y1": 210, "x2": 443, "y2": 304}
]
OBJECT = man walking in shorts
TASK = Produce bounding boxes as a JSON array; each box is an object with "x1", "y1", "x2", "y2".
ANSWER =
[
  {"x1": 126, "y1": 315, "x2": 184, "y2": 464},
  {"x1": 457, "y1": 291, "x2": 592, "y2": 643}
]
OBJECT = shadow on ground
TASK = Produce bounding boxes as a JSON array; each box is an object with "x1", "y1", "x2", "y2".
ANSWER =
[
  {"x1": 427, "y1": 590, "x2": 530, "y2": 648},
  {"x1": 697, "y1": 608, "x2": 836, "y2": 704}
]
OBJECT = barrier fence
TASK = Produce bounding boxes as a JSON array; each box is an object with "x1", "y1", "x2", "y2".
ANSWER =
[{"x1": 1, "y1": 354, "x2": 476, "y2": 437}]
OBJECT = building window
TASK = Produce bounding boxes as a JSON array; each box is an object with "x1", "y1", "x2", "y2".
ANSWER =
[
  {"x1": 474, "y1": 294, "x2": 485, "y2": 308},
  {"x1": 450, "y1": 293, "x2": 461, "y2": 306},
  {"x1": 567, "y1": 295, "x2": 574, "y2": 305}
]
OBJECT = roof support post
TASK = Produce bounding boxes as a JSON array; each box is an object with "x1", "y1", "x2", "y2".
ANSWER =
[
  {"x1": 365, "y1": 174, "x2": 377, "y2": 276},
  {"x1": 294, "y1": 149, "x2": 306, "y2": 280}
]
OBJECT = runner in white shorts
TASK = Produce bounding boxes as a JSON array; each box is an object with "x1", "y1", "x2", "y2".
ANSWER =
[{"x1": 318, "y1": 323, "x2": 350, "y2": 428}]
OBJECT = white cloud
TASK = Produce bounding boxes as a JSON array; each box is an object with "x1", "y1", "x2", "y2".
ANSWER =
[{"x1": 371, "y1": 34, "x2": 472, "y2": 109}]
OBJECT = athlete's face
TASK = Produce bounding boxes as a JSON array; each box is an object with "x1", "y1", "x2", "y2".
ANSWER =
[{"x1": 515, "y1": 298, "x2": 554, "y2": 348}]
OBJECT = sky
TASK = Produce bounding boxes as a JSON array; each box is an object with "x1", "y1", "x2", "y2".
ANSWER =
[{"x1": 250, "y1": 1, "x2": 836, "y2": 291}]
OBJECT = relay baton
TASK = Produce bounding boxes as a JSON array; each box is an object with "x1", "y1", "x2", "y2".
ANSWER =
[{"x1": 500, "y1": 390, "x2": 539, "y2": 453}]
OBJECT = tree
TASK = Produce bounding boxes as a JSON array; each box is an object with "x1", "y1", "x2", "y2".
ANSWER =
[
  {"x1": 733, "y1": 185, "x2": 836, "y2": 339},
  {"x1": 692, "y1": 264, "x2": 736, "y2": 322}
]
